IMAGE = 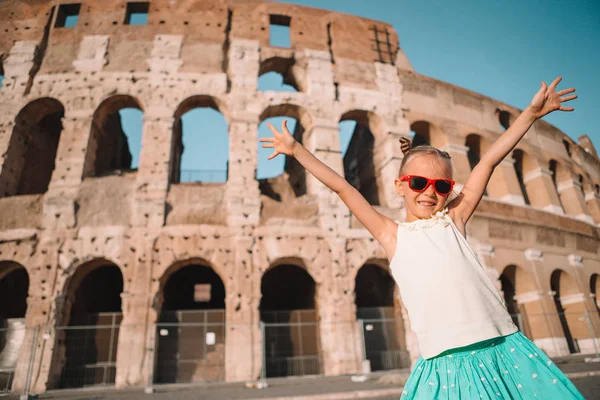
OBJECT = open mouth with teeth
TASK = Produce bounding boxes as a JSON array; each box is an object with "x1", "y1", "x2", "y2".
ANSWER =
[{"x1": 417, "y1": 201, "x2": 437, "y2": 207}]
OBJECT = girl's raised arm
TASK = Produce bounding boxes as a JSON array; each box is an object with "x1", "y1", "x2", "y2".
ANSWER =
[
  {"x1": 260, "y1": 121, "x2": 397, "y2": 254},
  {"x1": 449, "y1": 77, "x2": 577, "y2": 225}
]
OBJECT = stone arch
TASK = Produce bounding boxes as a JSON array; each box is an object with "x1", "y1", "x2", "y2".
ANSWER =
[
  {"x1": 512, "y1": 149, "x2": 539, "y2": 206},
  {"x1": 258, "y1": 104, "x2": 313, "y2": 197},
  {"x1": 154, "y1": 259, "x2": 226, "y2": 384},
  {"x1": 465, "y1": 133, "x2": 490, "y2": 196},
  {"x1": 48, "y1": 259, "x2": 124, "y2": 389},
  {"x1": 0, "y1": 261, "x2": 29, "y2": 320},
  {"x1": 550, "y1": 269, "x2": 581, "y2": 354},
  {"x1": 259, "y1": 259, "x2": 320, "y2": 377},
  {"x1": 171, "y1": 95, "x2": 229, "y2": 183},
  {"x1": 156, "y1": 258, "x2": 227, "y2": 313},
  {"x1": 548, "y1": 159, "x2": 566, "y2": 211},
  {"x1": 259, "y1": 57, "x2": 301, "y2": 92},
  {"x1": 0, "y1": 261, "x2": 29, "y2": 392},
  {"x1": 408, "y1": 120, "x2": 446, "y2": 150},
  {"x1": 499, "y1": 264, "x2": 537, "y2": 334},
  {"x1": 496, "y1": 109, "x2": 514, "y2": 131},
  {"x1": 591, "y1": 274, "x2": 600, "y2": 315},
  {"x1": 0, "y1": 57, "x2": 4, "y2": 88},
  {"x1": 354, "y1": 261, "x2": 408, "y2": 370},
  {"x1": 339, "y1": 110, "x2": 384, "y2": 206},
  {"x1": 84, "y1": 95, "x2": 144, "y2": 178},
  {"x1": 0, "y1": 98, "x2": 64, "y2": 197}
]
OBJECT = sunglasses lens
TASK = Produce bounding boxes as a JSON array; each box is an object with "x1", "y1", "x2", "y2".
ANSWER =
[
  {"x1": 409, "y1": 177, "x2": 428, "y2": 191},
  {"x1": 435, "y1": 180, "x2": 452, "y2": 194}
]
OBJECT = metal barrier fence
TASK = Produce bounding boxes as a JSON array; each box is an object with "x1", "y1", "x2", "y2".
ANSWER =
[
  {"x1": 260, "y1": 310, "x2": 322, "y2": 378},
  {"x1": 48, "y1": 313, "x2": 122, "y2": 389},
  {"x1": 152, "y1": 310, "x2": 226, "y2": 384},
  {"x1": 0, "y1": 319, "x2": 26, "y2": 394},
  {"x1": 1, "y1": 310, "x2": 600, "y2": 394}
]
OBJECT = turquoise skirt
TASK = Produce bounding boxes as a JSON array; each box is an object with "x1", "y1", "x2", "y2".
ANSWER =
[{"x1": 401, "y1": 331, "x2": 584, "y2": 399}]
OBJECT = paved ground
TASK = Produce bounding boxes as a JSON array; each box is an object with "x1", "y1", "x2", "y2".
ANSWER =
[{"x1": 2, "y1": 360, "x2": 599, "y2": 400}]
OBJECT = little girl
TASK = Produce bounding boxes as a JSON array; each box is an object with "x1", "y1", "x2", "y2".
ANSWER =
[{"x1": 260, "y1": 76, "x2": 583, "y2": 399}]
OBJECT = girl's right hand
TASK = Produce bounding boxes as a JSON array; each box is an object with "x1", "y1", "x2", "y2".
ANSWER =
[{"x1": 260, "y1": 120, "x2": 298, "y2": 160}]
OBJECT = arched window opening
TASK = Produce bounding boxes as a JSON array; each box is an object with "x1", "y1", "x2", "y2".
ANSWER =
[
  {"x1": 341, "y1": 112, "x2": 380, "y2": 206},
  {"x1": 355, "y1": 264, "x2": 408, "y2": 371},
  {"x1": 512, "y1": 150, "x2": 530, "y2": 205},
  {"x1": 0, "y1": 59, "x2": 4, "y2": 88},
  {"x1": 0, "y1": 98, "x2": 64, "y2": 197},
  {"x1": 550, "y1": 270, "x2": 579, "y2": 354},
  {"x1": 563, "y1": 139, "x2": 571, "y2": 158},
  {"x1": 0, "y1": 263, "x2": 29, "y2": 321},
  {"x1": 497, "y1": 109, "x2": 511, "y2": 131},
  {"x1": 259, "y1": 71, "x2": 298, "y2": 92},
  {"x1": 51, "y1": 263, "x2": 123, "y2": 389},
  {"x1": 155, "y1": 263, "x2": 226, "y2": 384},
  {"x1": 86, "y1": 96, "x2": 143, "y2": 178},
  {"x1": 258, "y1": 105, "x2": 309, "y2": 200},
  {"x1": 591, "y1": 274, "x2": 600, "y2": 316},
  {"x1": 499, "y1": 266, "x2": 520, "y2": 328},
  {"x1": 465, "y1": 134, "x2": 487, "y2": 196},
  {"x1": 578, "y1": 174, "x2": 586, "y2": 197},
  {"x1": 409, "y1": 121, "x2": 430, "y2": 148},
  {"x1": 549, "y1": 159, "x2": 564, "y2": 210},
  {"x1": 172, "y1": 97, "x2": 228, "y2": 183},
  {"x1": 0, "y1": 262, "x2": 29, "y2": 392},
  {"x1": 260, "y1": 264, "x2": 320, "y2": 377},
  {"x1": 259, "y1": 57, "x2": 299, "y2": 92}
]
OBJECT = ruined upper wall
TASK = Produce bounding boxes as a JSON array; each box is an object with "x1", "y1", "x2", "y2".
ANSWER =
[{"x1": 0, "y1": 0, "x2": 409, "y2": 76}]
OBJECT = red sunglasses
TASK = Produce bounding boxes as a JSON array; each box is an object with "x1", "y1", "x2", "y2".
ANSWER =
[{"x1": 400, "y1": 175, "x2": 455, "y2": 196}]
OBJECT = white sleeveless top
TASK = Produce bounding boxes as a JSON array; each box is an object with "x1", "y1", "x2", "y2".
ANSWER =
[{"x1": 389, "y1": 207, "x2": 517, "y2": 359}]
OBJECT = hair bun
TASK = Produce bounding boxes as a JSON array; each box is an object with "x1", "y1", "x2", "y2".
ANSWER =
[{"x1": 399, "y1": 136, "x2": 412, "y2": 155}]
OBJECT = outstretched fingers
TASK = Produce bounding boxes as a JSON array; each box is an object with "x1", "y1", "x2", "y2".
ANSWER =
[
  {"x1": 548, "y1": 76, "x2": 562, "y2": 91},
  {"x1": 557, "y1": 87, "x2": 576, "y2": 96},
  {"x1": 266, "y1": 122, "x2": 281, "y2": 136},
  {"x1": 561, "y1": 94, "x2": 578, "y2": 102}
]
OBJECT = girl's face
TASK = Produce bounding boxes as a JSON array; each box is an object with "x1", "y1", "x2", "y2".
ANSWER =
[{"x1": 394, "y1": 154, "x2": 453, "y2": 221}]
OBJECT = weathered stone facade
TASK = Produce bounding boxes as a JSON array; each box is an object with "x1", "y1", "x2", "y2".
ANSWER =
[{"x1": 0, "y1": 0, "x2": 599, "y2": 394}]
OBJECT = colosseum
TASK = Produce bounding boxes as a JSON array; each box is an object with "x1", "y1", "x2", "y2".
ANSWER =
[{"x1": 0, "y1": 0, "x2": 599, "y2": 395}]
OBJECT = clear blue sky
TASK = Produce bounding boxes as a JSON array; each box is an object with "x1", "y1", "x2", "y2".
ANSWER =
[{"x1": 115, "y1": 0, "x2": 599, "y2": 182}]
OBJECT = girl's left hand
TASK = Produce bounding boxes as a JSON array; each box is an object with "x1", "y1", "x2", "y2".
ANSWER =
[{"x1": 529, "y1": 76, "x2": 577, "y2": 119}]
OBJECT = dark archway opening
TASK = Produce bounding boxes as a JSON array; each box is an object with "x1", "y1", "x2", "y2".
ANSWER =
[
  {"x1": 0, "y1": 98, "x2": 64, "y2": 197},
  {"x1": 497, "y1": 109, "x2": 512, "y2": 131},
  {"x1": 341, "y1": 112, "x2": 380, "y2": 206},
  {"x1": 171, "y1": 96, "x2": 229, "y2": 184},
  {"x1": 512, "y1": 150, "x2": 530, "y2": 205},
  {"x1": 465, "y1": 134, "x2": 488, "y2": 196},
  {"x1": 156, "y1": 264, "x2": 226, "y2": 384},
  {"x1": 409, "y1": 121, "x2": 431, "y2": 148},
  {"x1": 58, "y1": 264, "x2": 123, "y2": 389},
  {"x1": 260, "y1": 264, "x2": 320, "y2": 377},
  {"x1": 355, "y1": 264, "x2": 407, "y2": 370},
  {"x1": 550, "y1": 270, "x2": 578, "y2": 354},
  {"x1": 85, "y1": 96, "x2": 143, "y2": 178},
  {"x1": 499, "y1": 266, "x2": 520, "y2": 327},
  {"x1": 0, "y1": 263, "x2": 29, "y2": 392},
  {"x1": 258, "y1": 105, "x2": 309, "y2": 200},
  {"x1": 592, "y1": 274, "x2": 600, "y2": 317}
]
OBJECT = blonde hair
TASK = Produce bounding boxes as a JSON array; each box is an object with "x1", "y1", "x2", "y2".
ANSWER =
[{"x1": 398, "y1": 136, "x2": 452, "y2": 176}]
